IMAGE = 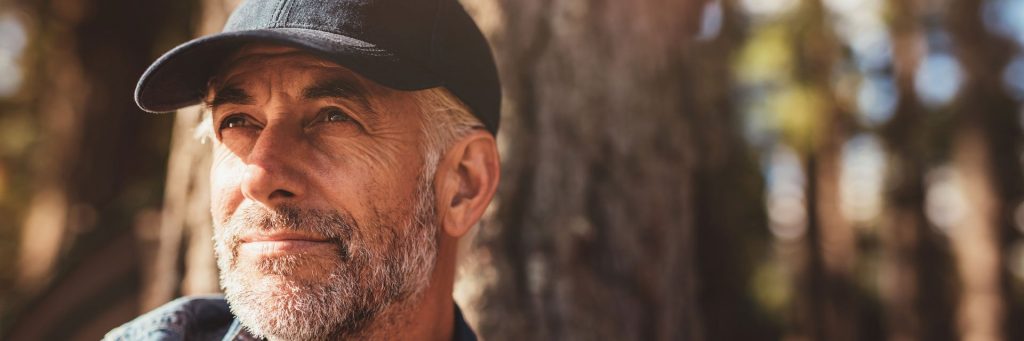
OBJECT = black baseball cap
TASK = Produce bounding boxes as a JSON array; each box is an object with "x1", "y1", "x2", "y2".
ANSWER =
[{"x1": 134, "y1": 0, "x2": 501, "y2": 134}]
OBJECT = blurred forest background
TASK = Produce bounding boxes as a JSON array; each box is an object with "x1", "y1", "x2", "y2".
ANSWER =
[{"x1": 1, "y1": 0, "x2": 1024, "y2": 340}]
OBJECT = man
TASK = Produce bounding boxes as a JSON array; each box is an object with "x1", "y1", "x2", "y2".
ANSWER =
[{"x1": 105, "y1": 0, "x2": 500, "y2": 340}]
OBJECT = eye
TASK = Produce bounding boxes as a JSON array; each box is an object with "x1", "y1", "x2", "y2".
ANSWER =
[
  {"x1": 320, "y1": 107, "x2": 354, "y2": 123},
  {"x1": 218, "y1": 114, "x2": 256, "y2": 130}
]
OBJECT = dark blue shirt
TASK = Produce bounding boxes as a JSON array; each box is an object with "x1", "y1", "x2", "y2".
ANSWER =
[{"x1": 104, "y1": 295, "x2": 477, "y2": 341}]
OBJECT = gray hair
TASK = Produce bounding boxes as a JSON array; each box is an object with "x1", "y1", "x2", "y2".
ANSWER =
[{"x1": 412, "y1": 87, "x2": 486, "y2": 178}]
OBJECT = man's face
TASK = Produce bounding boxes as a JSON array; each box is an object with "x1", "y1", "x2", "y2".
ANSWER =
[{"x1": 207, "y1": 45, "x2": 439, "y2": 340}]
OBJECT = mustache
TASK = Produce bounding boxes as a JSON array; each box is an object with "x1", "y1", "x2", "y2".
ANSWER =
[{"x1": 224, "y1": 203, "x2": 358, "y2": 260}]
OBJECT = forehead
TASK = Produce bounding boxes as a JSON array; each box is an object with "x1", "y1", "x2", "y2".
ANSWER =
[{"x1": 210, "y1": 44, "x2": 361, "y2": 89}]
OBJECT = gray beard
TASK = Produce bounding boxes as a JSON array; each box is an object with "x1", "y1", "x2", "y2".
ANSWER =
[{"x1": 213, "y1": 178, "x2": 438, "y2": 341}]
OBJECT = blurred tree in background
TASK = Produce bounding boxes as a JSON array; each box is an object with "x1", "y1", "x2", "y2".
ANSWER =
[
  {"x1": 0, "y1": 0, "x2": 195, "y2": 338},
  {"x1": 2, "y1": 0, "x2": 1024, "y2": 340}
]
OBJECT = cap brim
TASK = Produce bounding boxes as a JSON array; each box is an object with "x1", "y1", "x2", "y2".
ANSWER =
[{"x1": 135, "y1": 27, "x2": 442, "y2": 113}]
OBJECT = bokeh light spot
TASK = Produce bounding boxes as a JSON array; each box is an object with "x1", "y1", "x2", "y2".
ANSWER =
[{"x1": 915, "y1": 53, "x2": 963, "y2": 108}]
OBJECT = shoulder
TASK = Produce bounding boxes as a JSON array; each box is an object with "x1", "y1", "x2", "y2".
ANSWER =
[
  {"x1": 453, "y1": 304, "x2": 478, "y2": 341},
  {"x1": 103, "y1": 295, "x2": 235, "y2": 341}
]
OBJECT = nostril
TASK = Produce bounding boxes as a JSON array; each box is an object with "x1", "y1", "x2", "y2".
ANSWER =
[{"x1": 269, "y1": 189, "x2": 295, "y2": 200}]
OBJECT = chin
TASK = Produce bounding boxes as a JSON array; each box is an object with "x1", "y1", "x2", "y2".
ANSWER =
[
  {"x1": 222, "y1": 257, "x2": 364, "y2": 341},
  {"x1": 248, "y1": 248, "x2": 344, "y2": 276}
]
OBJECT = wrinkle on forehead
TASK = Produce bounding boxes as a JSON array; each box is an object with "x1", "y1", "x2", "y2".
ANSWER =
[
  {"x1": 204, "y1": 51, "x2": 373, "y2": 115},
  {"x1": 228, "y1": 43, "x2": 336, "y2": 66},
  {"x1": 210, "y1": 48, "x2": 348, "y2": 88}
]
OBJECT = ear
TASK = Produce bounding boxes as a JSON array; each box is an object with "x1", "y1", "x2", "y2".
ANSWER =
[{"x1": 434, "y1": 130, "x2": 500, "y2": 238}]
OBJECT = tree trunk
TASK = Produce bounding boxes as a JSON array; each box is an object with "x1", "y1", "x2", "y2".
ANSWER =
[
  {"x1": 947, "y1": 0, "x2": 1024, "y2": 340},
  {"x1": 790, "y1": 1, "x2": 858, "y2": 340},
  {"x1": 687, "y1": 1, "x2": 780, "y2": 340},
  {"x1": 5, "y1": 0, "x2": 196, "y2": 339},
  {"x1": 878, "y1": 1, "x2": 957, "y2": 341},
  {"x1": 464, "y1": 0, "x2": 710, "y2": 339}
]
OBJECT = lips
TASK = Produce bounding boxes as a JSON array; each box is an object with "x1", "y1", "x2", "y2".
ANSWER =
[{"x1": 238, "y1": 231, "x2": 334, "y2": 256}]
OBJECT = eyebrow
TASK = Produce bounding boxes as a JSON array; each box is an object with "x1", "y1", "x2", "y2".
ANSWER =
[
  {"x1": 208, "y1": 85, "x2": 254, "y2": 108},
  {"x1": 302, "y1": 78, "x2": 371, "y2": 106},
  {"x1": 303, "y1": 77, "x2": 379, "y2": 125}
]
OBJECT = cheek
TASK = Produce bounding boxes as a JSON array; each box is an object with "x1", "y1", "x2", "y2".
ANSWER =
[
  {"x1": 210, "y1": 146, "x2": 247, "y2": 221},
  {"x1": 309, "y1": 139, "x2": 400, "y2": 192},
  {"x1": 308, "y1": 151, "x2": 421, "y2": 230}
]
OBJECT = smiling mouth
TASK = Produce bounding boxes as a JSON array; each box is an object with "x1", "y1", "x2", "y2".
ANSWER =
[{"x1": 238, "y1": 232, "x2": 334, "y2": 256}]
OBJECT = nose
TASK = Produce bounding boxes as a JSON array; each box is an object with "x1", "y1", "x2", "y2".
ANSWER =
[{"x1": 240, "y1": 124, "x2": 306, "y2": 207}]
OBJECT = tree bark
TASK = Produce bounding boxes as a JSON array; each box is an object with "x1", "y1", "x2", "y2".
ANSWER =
[
  {"x1": 947, "y1": 0, "x2": 1024, "y2": 340},
  {"x1": 687, "y1": 1, "x2": 780, "y2": 340},
  {"x1": 789, "y1": 1, "x2": 859, "y2": 340},
  {"x1": 878, "y1": 1, "x2": 958, "y2": 340},
  {"x1": 465, "y1": 0, "x2": 711, "y2": 339},
  {"x1": 5, "y1": 0, "x2": 196, "y2": 338}
]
